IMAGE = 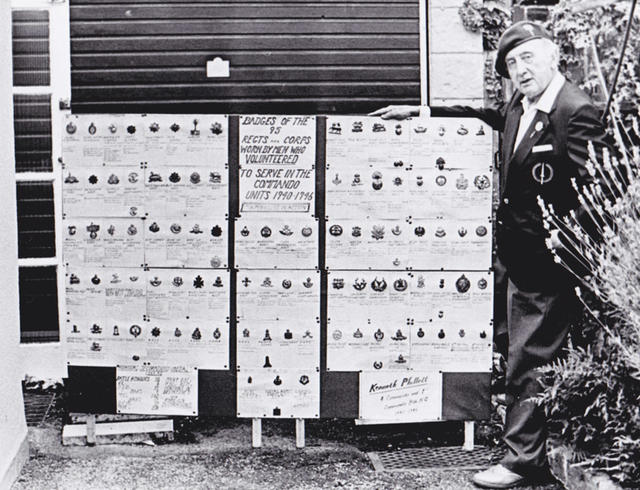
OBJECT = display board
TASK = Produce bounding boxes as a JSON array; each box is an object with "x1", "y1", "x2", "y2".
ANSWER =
[{"x1": 62, "y1": 114, "x2": 493, "y2": 423}]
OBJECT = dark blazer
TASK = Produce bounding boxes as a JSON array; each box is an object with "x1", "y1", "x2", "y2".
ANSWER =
[{"x1": 432, "y1": 81, "x2": 608, "y2": 290}]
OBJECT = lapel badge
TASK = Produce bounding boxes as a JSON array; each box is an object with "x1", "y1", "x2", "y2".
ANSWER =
[
  {"x1": 333, "y1": 173, "x2": 343, "y2": 186},
  {"x1": 438, "y1": 329, "x2": 446, "y2": 339},
  {"x1": 352, "y1": 226, "x2": 362, "y2": 237},
  {"x1": 532, "y1": 162, "x2": 554, "y2": 184},
  {"x1": 395, "y1": 124, "x2": 402, "y2": 135},
  {"x1": 213, "y1": 328, "x2": 222, "y2": 339},
  {"x1": 474, "y1": 175, "x2": 490, "y2": 190},
  {"x1": 535, "y1": 121, "x2": 544, "y2": 132},
  {"x1": 149, "y1": 122, "x2": 159, "y2": 133},
  {"x1": 113, "y1": 326, "x2": 120, "y2": 336},
  {"x1": 88, "y1": 174, "x2": 98, "y2": 185},
  {"x1": 193, "y1": 275, "x2": 205, "y2": 288},
  {"x1": 394, "y1": 278, "x2": 408, "y2": 291},
  {"x1": 170, "y1": 123, "x2": 180, "y2": 133},
  {"x1": 91, "y1": 274, "x2": 101, "y2": 285},
  {"x1": 371, "y1": 277, "x2": 387, "y2": 292},
  {"x1": 128, "y1": 172, "x2": 139, "y2": 183},
  {"x1": 457, "y1": 124, "x2": 468, "y2": 135},
  {"x1": 438, "y1": 126, "x2": 446, "y2": 137},
  {"x1": 108, "y1": 123, "x2": 117, "y2": 134},
  {"x1": 64, "y1": 173, "x2": 79, "y2": 184},
  {"x1": 282, "y1": 279, "x2": 292, "y2": 289},
  {"x1": 329, "y1": 224, "x2": 343, "y2": 236},
  {"x1": 393, "y1": 258, "x2": 401, "y2": 266},
  {"x1": 353, "y1": 278, "x2": 367, "y2": 291},
  {"x1": 68, "y1": 225, "x2": 77, "y2": 236},
  {"x1": 240, "y1": 226, "x2": 250, "y2": 237},
  {"x1": 260, "y1": 226, "x2": 272, "y2": 238},
  {"x1": 393, "y1": 176, "x2": 403, "y2": 186},
  {"x1": 436, "y1": 175, "x2": 447, "y2": 186},
  {"x1": 242, "y1": 328, "x2": 250, "y2": 338},
  {"x1": 476, "y1": 225, "x2": 488, "y2": 237},
  {"x1": 126, "y1": 125, "x2": 136, "y2": 134},
  {"x1": 456, "y1": 174, "x2": 469, "y2": 190},
  {"x1": 209, "y1": 172, "x2": 221, "y2": 183},
  {"x1": 149, "y1": 222, "x2": 160, "y2": 233},
  {"x1": 88, "y1": 123, "x2": 97, "y2": 135},
  {"x1": 192, "y1": 328, "x2": 201, "y2": 340},
  {"x1": 353, "y1": 328, "x2": 363, "y2": 338},
  {"x1": 170, "y1": 223, "x2": 182, "y2": 234},
  {"x1": 175, "y1": 328, "x2": 182, "y2": 337},
  {"x1": 90, "y1": 342, "x2": 101, "y2": 352},
  {"x1": 371, "y1": 225, "x2": 385, "y2": 240},
  {"x1": 130, "y1": 324, "x2": 142, "y2": 337},
  {"x1": 395, "y1": 354, "x2": 407, "y2": 364},
  {"x1": 391, "y1": 225, "x2": 402, "y2": 236},
  {"x1": 478, "y1": 278, "x2": 488, "y2": 289},
  {"x1": 110, "y1": 273, "x2": 121, "y2": 284},
  {"x1": 417, "y1": 276, "x2": 425, "y2": 288},
  {"x1": 372, "y1": 122, "x2": 386, "y2": 132},
  {"x1": 299, "y1": 375, "x2": 309, "y2": 386},
  {"x1": 352, "y1": 173, "x2": 362, "y2": 186},
  {"x1": 332, "y1": 329, "x2": 342, "y2": 341},
  {"x1": 151, "y1": 327, "x2": 161, "y2": 337},
  {"x1": 72, "y1": 324, "x2": 79, "y2": 333},
  {"x1": 190, "y1": 224, "x2": 203, "y2": 234},
  {"x1": 374, "y1": 328, "x2": 385, "y2": 341},
  {"x1": 393, "y1": 160, "x2": 404, "y2": 167},
  {"x1": 148, "y1": 171, "x2": 162, "y2": 182},
  {"x1": 438, "y1": 310, "x2": 444, "y2": 318},
  {"x1": 416, "y1": 175, "x2": 424, "y2": 186},
  {"x1": 414, "y1": 125, "x2": 427, "y2": 133},
  {"x1": 172, "y1": 276, "x2": 183, "y2": 287},
  {"x1": 190, "y1": 119, "x2": 200, "y2": 136},
  {"x1": 66, "y1": 122, "x2": 77, "y2": 134},
  {"x1": 435, "y1": 227, "x2": 446, "y2": 238},
  {"x1": 458, "y1": 227, "x2": 467, "y2": 237},
  {"x1": 416, "y1": 327, "x2": 424, "y2": 338},
  {"x1": 329, "y1": 122, "x2": 342, "y2": 134},
  {"x1": 373, "y1": 361, "x2": 383, "y2": 370},
  {"x1": 150, "y1": 276, "x2": 162, "y2": 287},
  {"x1": 210, "y1": 122, "x2": 223, "y2": 135},
  {"x1": 301, "y1": 226, "x2": 313, "y2": 237},
  {"x1": 284, "y1": 329, "x2": 293, "y2": 340},
  {"x1": 476, "y1": 126, "x2": 485, "y2": 136},
  {"x1": 459, "y1": 329, "x2": 466, "y2": 338},
  {"x1": 332, "y1": 278, "x2": 344, "y2": 289},
  {"x1": 273, "y1": 376, "x2": 282, "y2": 386},
  {"x1": 439, "y1": 278, "x2": 445, "y2": 288},
  {"x1": 456, "y1": 274, "x2": 471, "y2": 293},
  {"x1": 263, "y1": 355, "x2": 272, "y2": 367},
  {"x1": 352, "y1": 121, "x2": 363, "y2": 132},
  {"x1": 127, "y1": 224, "x2": 137, "y2": 235},
  {"x1": 169, "y1": 172, "x2": 181, "y2": 183},
  {"x1": 436, "y1": 157, "x2": 446, "y2": 170},
  {"x1": 107, "y1": 225, "x2": 115, "y2": 236},
  {"x1": 213, "y1": 276, "x2": 223, "y2": 287},
  {"x1": 190, "y1": 172, "x2": 201, "y2": 184},
  {"x1": 87, "y1": 222, "x2": 100, "y2": 238},
  {"x1": 372, "y1": 171, "x2": 383, "y2": 190},
  {"x1": 303, "y1": 277, "x2": 313, "y2": 288},
  {"x1": 129, "y1": 276, "x2": 139, "y2": 282},
  {"x1": 129, "y1": 207, "x2": 138, "y2": 217},
  {"x1": 261, "y1": 277, "x2": 273, "y2": 287},
  {"x1": 279, "y1": 224, "x2": 293, "y2": 236},
  {"x1": 303, "y1": 330, "x2": 313, "y2": 339},
  {"x1": 480, "y1": 330, "x2": 487, "y2": 339},
  {"x1": 91, "y1": 323, "x2": 102, "y2": 334},
  {"x1": 414, "y1": 226, "x2": 425, "y2": 237},
  {"x1": 241, "y1": 277, "x2": 251, "y2": 287},
  {"x1": 211, "y1": 225, "x2": 222, "y2": 237}
]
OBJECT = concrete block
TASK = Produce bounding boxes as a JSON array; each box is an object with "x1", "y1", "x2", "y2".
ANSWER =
[
  {"x1": 429, "y1": 53, "x2": 485, "y2": 100},
  {"x1": 429, "y1": 7, "x2": 483, "y2": 54}
]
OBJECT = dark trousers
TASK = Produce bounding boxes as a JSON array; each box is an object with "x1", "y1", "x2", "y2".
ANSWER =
[{"x1": 500, "y1": 278, "x2": 579, "y2": 475}]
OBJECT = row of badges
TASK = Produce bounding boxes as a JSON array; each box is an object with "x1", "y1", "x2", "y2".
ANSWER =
[
  {"x1": 327, "y1": 119, "x2": 487, "y2": 138},
  {"x1": 327, "y1": 170, "x2": 491, "y2": 190}
]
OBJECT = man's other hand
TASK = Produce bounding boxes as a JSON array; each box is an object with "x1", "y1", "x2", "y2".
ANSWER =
[{"x1": 368, "y1": 105, "x2": 424, "y2": 120}]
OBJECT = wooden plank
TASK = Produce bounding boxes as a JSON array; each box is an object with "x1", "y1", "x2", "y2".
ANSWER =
[
  {"x1": 12, "y1": 10, "x2": 49, "y2": 22},
  {"x1": 71, "y1": 34, "x2": 418, "y2": 52},
  {"x1": 13, "y1": 40, "x2": 50, "y2": 54},
  {"x1": 72, "y1": 66, "x2": 419, "y2": 84},
  {"x1": 72, "y1": 82, "x2": 420, "y2": 101},
  {"x1": 70, "y1": 20, "x2": 418, "y2": 36},
  {"x1": 12, "y1": 24, "x2": 49, "y2": 38},
  {"x1": 252, "y1": 418, "x2": 262, "y2": 448},
  {"x1": 62, "y1": 419, "x2": 173, "y2": 439},
  {"x1": 14, "y1": 120, "x2": 52, "y2": 135},
  {"x1": 70, "y1": 51, "x2": 419, "y2": 68},
  {"x1": 70, "y1": 5, "x2": 418, "y2": 20},
  {"x1": 12, "y1": 55, "x2": 50, "y2": 70},
  {"x1": 295, "y1": 419, "x2": 305, "y2": 448}
]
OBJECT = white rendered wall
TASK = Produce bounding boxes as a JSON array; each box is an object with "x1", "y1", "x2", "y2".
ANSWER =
[{"x1": 0, "y1": 2, "x2": 29, "y2": 488}]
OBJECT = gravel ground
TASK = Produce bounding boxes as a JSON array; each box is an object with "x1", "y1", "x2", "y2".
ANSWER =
[{"x1": 13, "y1": 422, "x2": 563, "y2": 490}]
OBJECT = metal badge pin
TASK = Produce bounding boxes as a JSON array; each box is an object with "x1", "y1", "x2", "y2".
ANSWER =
[
  {"x1": 210, "y1": 122, "x2": 223, "y2": 135},
  {"x1": 417, "y1": 328, "x2": 425, "y2": 338},
  {"x1": 66, "y1": 122, "x2": 77, "y2": 134},
  {"x1": 284, "y1": 329, "x2": 293, "y2": 340},
  {"x1": 279, "y1": 225, "x2": 293, "y2": 236},
  {"x1": 282, "y1": 279, "x2": 292, "y2": 289},
  {"x1": 371, "y1": 277, "x2": 387, "y2": 292},
  {"x1": 332, "y1": 278, "x2": 345, "y2": 289},
  {"x1": 190, "y1": 172, "x2": 201, "y2": 184},
  {"x1": 436, "y1": 157, "x2": 446, "y2": 170},
  {"x1": 352, "y1": 121, "x2": 363, "y2": 132},
  {"x1": 212, "y1": 276, "x2": 223, "y2": 287},
  {"x1": 149, "y1": 222, "x2": 160, "y2": 233},
  {"x1": 211, "y1": 256, "x2": 222, "y2": 268},
  {"x1": 240, "y1": 226, "x2": 250, "y2": 237},
  {"x1": 64, "y1": 173, "x2": 79, "y2": 184},
  {"x1": 456, "y1": 274, "x2": 471, "y2": 293},
  {"x1": 151, "y1": 327, "x2": 161, "y2": 337},
  {"x1": 329, "y1": 224, "x2": 343, "y2": 236},
  {"x1": 190, "y1": 119, "x2": 200, "y2": 136},
  {"x1": 108, "y1": 124, "x2": 117, "y2": 134},
  {"x1": 88, "y1": 174, "x2": 98, "y2": 185},
  {"x1": 392, "y1": 329, "x2": 407, "y2": 341},
  {"x1": 303, "y1": 277, "x2": 313, "y2": 288},
  {"x1": 261, "y1": 277, "x2": 273, "y2": 287},
  {"x1": 456, "y1": 174, "x2": 469, "y2": 190},
  {"x1": 193, "y1": 275, "x2": 204, "y2": 288},
  {"x1": 149, "y1": 276, "x2": 161, "y2": 287},
  {"x1": 213, "y1": 328, "x2": 222, "y2": 339},
  {"x1": 192, "y1": 328, "x2": 202, "y2": 340},
  {"x1": 393, "y1": 279, "x2": 408, "y2": 292},
  {"x1": 149, "y1": 122, "x2": 159, "y2": 133},
  {"x1": 91, "y1": 274, "x2": 101, "y2": 285},
  {"x1": 148, "y1": 172, "x2": 162, "y2": 182},
  {"x1": 473, "y1": 175, "x2": 490, "y2": 190},
  {"x1": 332, "y1": 330, "x2": 343, "y2": 341},
  {"x1": 130, "y1": 324, "x2": 142, "y2": 337},
  {"x1": 172, "y1": 276, "x2": 183, "y2": 287},
  {"x1": 301, "y1": 226, "x2": 313, "y2": 237},
  {"x1": 353, "y1": 278, "x2": 367, "y2": 290},
  {"x1": 88, "y1": 123, "x2": 97, "y2": 135},
  {"x1": 211, "y1": 225, "x2": 222, "y2": 237},
  {"x1": 352, "y1": 226, "x2": 362, "y2": 238},
  {"x1": 170, "y1": 223, "x2": 182, "y2": 234},
  {"x1": 436, "y1": 175, "x2": 447, "y2": 187},
  {"x1": 126, "y1": 125, "x2": 136, "y2": 134},
  {"x1": 169, "y1": 172, "x2": 181, "y2": 183},
  {"x1": 260, "y1": 226, "x2": 272, "y2": 238},
  {"x1": 371, "y1": 225, "x2": 385, "y2": 240},
  {"x1": 209, "y1": 172, "x2": 221, "y2": 183},
  {"x1": 190, "y1": 224, "x2": 203, "y2": 234}
]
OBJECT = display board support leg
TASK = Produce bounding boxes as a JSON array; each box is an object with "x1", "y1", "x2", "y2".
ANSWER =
[
  {"x1": 296, "y1": 419, "x2": 305, "y2": 448},
  {"x1": 252, "y1": 418, "x2": 262, "y2": 448},
  {"x1": 463, "y1": 421, "x2": 474, "y2": 451},
  {"x1": 86, "y1": 414, "x2": 96, "y2": 446}
]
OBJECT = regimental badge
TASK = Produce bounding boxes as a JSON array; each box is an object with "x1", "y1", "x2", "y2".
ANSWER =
[
  {"x1": 414, "y1": 125, "x2": 427, "y2": 133},
  {"x1": 149, "y1": 222, "x2": 160, "y2": 233},
  {"x1": 108, "y1": 174, "x2": 120, "y2": 185},
  {"x1": 263, "y1": 356, "x2": 272, "y2": 367},
  {"x1": 90, "y1": 342, "x2": 101, "y2": 352},
  {"x1": 438, "y1": 126, "x2": 446, "y2": 137},
  {"x1": 477, "y1": 126, "x2": 485, "y2": 136},
  {"x1": 91, "y1": 323, "x2": 102, "y2": 334},
  {"x1": 169, "y1": 172, "x2": 181, "y2": 183},
  {"x1": 110, "y1": 273, "x2": 121, "y2": 284},
  {"x1": 209, "y1": 172, "x2": 221, "y2": 183},
  {"x1": 352, "y1": 121, "x2": 363, "y2": 132},
  {"x1": 459, "y1": 329, "x2": 466, "y2": 338},
  {"x1": 150, "y1": 276, "x2": 161, "y2": 287},
  {"x1": 190, "y1": 224, "x2": 203, "y2": 234},
  {"x1": 476, "y1": 225, "x2": 488, "y2": 237},
  {"x1": 190, "y1": 119, "x2": 200, "y2": 136},
  {"x1": 303, "y1": 277, "x2": 313, "y2": 288},
  {"x1": 273, "y1": 376, "x2": 282, "y2": 386},
  {"x1": 71, "y1": 325, "x2": 79, "y2": 333},
  {"x1": 417, "y1": 328, "x2": 425, "y2": 338},
  {"x1": 435, "y1": 227, "x2": 446, "y2": 238},
  {"x1": 393, "y1": 176, "x2": 403, "y2": 186},
  {"x1": 88, "y1": 175, "x2": 98, "y2": 185},
  {"x1": 68, "y1": 225, "x2": 77, "y2": 236},
  {"x1": 474, "y1": 175, "x2": 491, "y2": 190},
  {"x1": 128, "y1": 172, "x2": 139, "y2": 183},
  {"x1": 127, "y1": 225, "x2": 137, "y2": 236},
  {"x1": 279, "y1": 225, "x2": 293, "y2": 236},
  {"x1": 170, "y1": 123, "x2": 180, "y2": 132},
  {"x1": 190, "y1": 172, "x2": 201, "y2": 184},
  {"x1": 88, "y1": 123, "x2": 97, "y2": 135},
  {"x1": 108, "y1": 123, "x2": 117, "y2": 134},
  {"x1": 532, "y1": 162, "x2": 554, "y2": 184},
  {"x1": 391, "y1": 225, "x2": 402, "y2": 236},
  {"x1": 213, "y1": 328, "x2": 222, "y2": 339},
  {"x1": 151, "y1": 327, "x2": 161, "y2": 337},
  {"x1": 172, "y1": 276, "x2": 183, "y2": 287},
  {"x1": 241, "y1": 277, "x2": 251, "y2": 287},
  {"x1": 107, "y1": 225, "x2": 116, "y2": 236},
  {"x1": 417, "y1": 276, "x2": 425, "y2": 288},
  {"x1": 371, "y1": 225, "x2": 385, "y2": 240},
  {"x1": 394, "y1": 279, "x2": 408, "y2": 292},
  {"x1": 393, "y1": 258, "x2": 401, "y2": 266},
  {"x1": 127, "y1": 125, "x2": 136, "y2": 134},
  {"x1": 64, "y1": 173, "x2": 79, "y2": 184},
  {"x1": 457, "y1": 124, "x2": 468, "y2": 135},
  {"x1": 374, "y1": 328, "x2": 385, "y2": 341},
  {"x1": 436, "y1": 175, "x2": 447, "y2": 187},
  {"x1": 91, "y1": 274, "x2": 101, "y2": 285},
  {"x1": 299, "y1": 375, "x2": 309, "y2": 386},
  {"x1": 66, "y1": 122, "x2": 77, "y2": 134},
  {"x1": 301, "y1": 226, "x2": 313, "y2": 237},
  {"x1": 192, "y1": 328, "x2": 202, "y2": 340},
  {"x1": 332, "y1": 173, "x2": 342, "y2": 185},
  {"x1": 395, "y1": 124, "x2": 403, "y2": 135},
  {"x1": 371, "y1": 277, "x2": 387, "y2": 292},
  {"x1": 261, "y1": 277, "x2": 273, "y2": 287},
  {"x1": 211, "y1": 225, "x2": 222, "y2": 237},
  {"x1": 263, "y1": 329, "x2": 272, "y2": 341},
  {"x1": 284, "y1": 329, "x2": 293, "y2": 340},
  {"x1": 352, "y1": 226, "x2": 362, "y2": 238},
  {"x1": 175, "y1": 328, "x2": 182, "y2": 337},
  {"x1": 416, "y1": 175, "x2": 424, "y2": 187},
  {"x1": 353, "y1": 278, "x2": 367, "y2": 291},
  {"x1": 210, "y1": 122, "x2": 223, "y2": 135},
  {"x1": 242, "y1": 328, "x2": 250, "y2": 338},
  {"x1": 282, "y1": 279, "x2": 292, "y2": 289},
  {"x1": 393, "y1": 160, "x2": 404, "y2": 168},
  {"x1": 352, "y1": 174, "x2": 362, "y2": 186},
  {"x1": 193, "y1": 275, "x2": 204, "y2": 288},
  {"x1": 456, "y1": 174, "x2": 469, "y2": 190},
  {"x1": 149, "y1": 122, "x2": 159, "y2": 133},
  {"x1": 439, "y1": 279, "x2": 445, "y2": 289},
  {"x1": 480, "y1": 330, "x2": 487, "y2": 339},
  {"x1": 332, "y1": 329, "x2": 342, "y2": 341},
  {"x1": 372, "y1": 122, "x2": 386, "y2": 132},
  {"x1": 478, "y1": 278, "x2": 488, "y2": 290},
  {"x1": 438, "y1": 310, "x2": 444, "y2": 319},
  {"x1": 392, "y1": 329, "x2": 407, "y2": 341},
  {"x1": 170, "y1": 223, "x2": 182, "y2": 234},
  {"x1": 329, "y1": 224, "x2": 343, "y2": 236},
  {"x1": 303, "y1": 330, "x2": 313, "y2": 339},
  {"x1": 458, "y1": 227, "x2": 468, "y2": 237},
  {"x1": 113, "y1": 326, "x2": 120, "y2": 336},
  {"x1": 260, "y1": 226, "x2": 272, "y2": 238},
  {"x1": 456, "y1": 274, "x2": 471, "y2": 293},
  {"x1": 129, "y1": 276, "x2": 139, "y2": 282},
  {"x1": 240, "y1": 226, "x2": 250, "y2": 237},
  {"x1": 438, "y1": 329, "x2": 446, "y2": 339},
  {"x1": 414, "y1": 226, "x2": 426, "y2": 237},
  {"x1": 395, "y1": 355, "x2": 407, "y2": 364},
  {"x1": 353, "y1": 328, "x2": 363, "y2": 338},
  {"x1": 332, "y1": 278, "x2": 345, "y2": 289},
  {"x1": 436, "y1": 157, "x2": 446, "y2": 170},
  {"x1": 372, "y1": 171, "x2": 383, "y2": 190},
  {"x1": 148, "y1": 172, "x2": 162, "y2": 182},
  {"x1": 213, "y1": 276, "x2": 223, "y2": 287},
  {"x1": 130, "y1": 324, "x2": 142, "y2": 337},
  {"x1": 373, "y1": 361, "x2": 383, "y2": 370},
  {"x1": 329, "y1": 122, "x2": 342, "y2": 134}
]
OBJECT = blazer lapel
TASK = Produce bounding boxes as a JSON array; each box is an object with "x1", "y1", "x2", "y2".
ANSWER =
[
  {"x1": 501, "y1": 98, "x2": 523, "y2": 191},
  {"x1": 509, "y1": 110, "x2": 550, "y2": 168}
]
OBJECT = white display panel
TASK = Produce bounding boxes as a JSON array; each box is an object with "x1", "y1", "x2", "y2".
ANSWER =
[
  {"x1": 117, "y1": 365, "x2": 198, "y2": 416},
  {"x1": 237, "y1": 369, "x2": 320, "y2": 418},
  {"x1": 235, "y1": 217, "x2": 318, "y2": 269},
  {"x1": 239, "y1": 115, "x2": 315, "y2": 214}
]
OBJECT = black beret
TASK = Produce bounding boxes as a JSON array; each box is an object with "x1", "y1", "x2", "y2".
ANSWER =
[{"x1": 495, "y1": 21, "x2": 553, "y2": 78}]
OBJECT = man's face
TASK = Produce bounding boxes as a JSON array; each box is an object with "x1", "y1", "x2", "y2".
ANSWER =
[{"x1": 505, "y1": 38, "x2": 558, "y2": 101}]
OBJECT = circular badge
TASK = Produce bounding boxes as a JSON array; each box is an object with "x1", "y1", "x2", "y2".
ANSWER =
[
  {"x1": 170, "y1": 223, "x2": 182, "y2": 234},
  {"x1": 373, "y1": 361, "x2": 383, "y2": 370},
  {"x1": 374, "y1": 329, "x2": 384, "y2": 341},
  {"x1": 66, "y1": 122, "x2": 77, "y2": 134},
  {"x1": 414, "y1": 226, "x2": 426, "y2": 237},
  {"x1": 190, "y1": 172, "x2": 201, "y2": 184},
  {"x1": 532, "y1": 162, "x2": 554, "y2": 184},
  {"x1": 282, "y1": 279, "x2": 292, "y2": 289},
  {"x1": 211, "y1": 225, "x2": 222, "y2": 237},
  {"x1": 476, "y1": 225, "x2": 488, "y2": 237},
  {"x1": 329, "y1": 224, "x2": 343, "y2": 236},
  {"x1": 371, "y1": 277, "x2": 387, "y2": 292},
  {"x1": 456, "y1": 274, "x2": 471, "y2": 293},
  {"x1": 474, "y1": 175, "x2": 491, "y2": 190},
  {"x1": 393, "y1": 278, "x2": 408, "y2": 291},
  {"x1": 260, "y1": 226, "x2": 272, "y2": 238},
  {"x1": 127, "y1": 125, "x2": 136, "y2": 134},
  {"x1": 332, "y1": 330, "x2": 342, "y2": 341},
  {"x1": 436, "y1": 175, "x2": 447, "y2": 187},
  {"x1": 149, "y1": 122, "x2": 159, "y2": 133},
  {"x1": 169, "y1": 172, "x2": 181, "y2": 183},
  {"x1": 149, "y1": 222, "x2": 160, "y2": 233},
  {"x1": 129, "y1": 324, "x2": 142, "y2": 337},
  {"x1": 240, "y1": 226, "x2": 250, "y2": 237},
  {"x1": 301, "y1": 226, "x2": 313, "y2": 237},
  {"x1": 478, "y1": 278, "x2": 488, "y2": 290}
]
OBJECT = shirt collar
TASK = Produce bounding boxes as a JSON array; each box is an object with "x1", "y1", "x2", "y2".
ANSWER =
[{"x1": 521, "y1": 71, "x2": 565, "y2": 114}]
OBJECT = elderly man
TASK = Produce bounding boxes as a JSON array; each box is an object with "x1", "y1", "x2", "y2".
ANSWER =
[{"x1": 371, "y1": 21, "x2": 608, "y2": 488}]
